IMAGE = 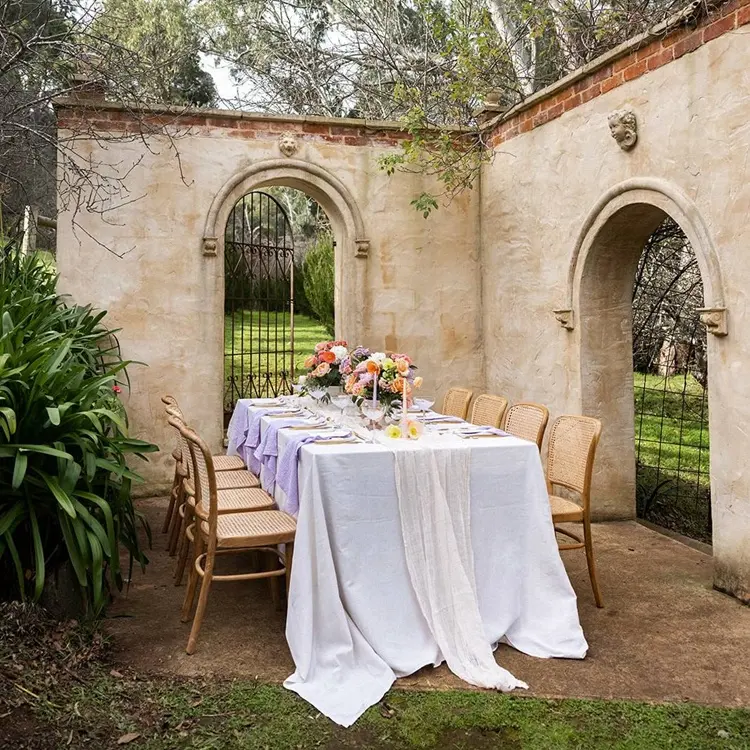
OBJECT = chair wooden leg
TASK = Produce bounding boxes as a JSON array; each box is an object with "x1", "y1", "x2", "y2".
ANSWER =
[
  {"x1": 186, "y1": 559, "x2": 213, "y2": 655},
  {"x1": 582, "y1": 517, "x2": 603, "y2": 608},
  {"x1": 181, "y1": 534, "x2": 204, "y2": 622},
  {"x1": 266, "y1": 549, "x2": 282, "y2": 611},
  {"x1": 284, "y1": 542, "x2": 294, "y2": 600},
  {"x1": 162, "y1": 474, "x2": 179, "y2": 533}
]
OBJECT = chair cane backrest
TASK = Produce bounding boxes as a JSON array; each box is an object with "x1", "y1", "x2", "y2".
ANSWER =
[
  {"x1": 503, "y1": 402, "x2": 550, "y2": 449},
  {"x1": 442, "y1": 388, "x2": 473, "y2": 419},
  {"x1": 167, "y1": 416, "x2": 219, "y2": 546},
  {"x1": 469, "y1": 394, "x2": 508, "y2": 428},
  {"x1": 546, "y1": 415, "x2": 602, "y2": 502}
]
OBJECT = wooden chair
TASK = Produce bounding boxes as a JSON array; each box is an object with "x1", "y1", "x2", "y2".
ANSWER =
[
  {"x1": 503, "y1": 402, "x2": 550, "y2": 450},
  {"x1": 546, "y1": 415, "x2": 603, "y2": 608},
  {"x1": 166, "y1": 410, "x2": 276, "y2": 585},
  {"x1": 469, "y1": 394, "x2": 508, "y2": 428},
  {"x1": 170, "y1": 416, "x2": 296, "y2": 655},
  {"x1": 442, "y1": 387, "x2": 473, "y2": 420},
  {"x1": 162, "y1": 396, "x2": 260, "y2": 550}
]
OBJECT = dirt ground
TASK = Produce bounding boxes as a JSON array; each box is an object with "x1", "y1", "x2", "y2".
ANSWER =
[{"x1": 107, "y1": 497, "x2": 749, "y2": 708}]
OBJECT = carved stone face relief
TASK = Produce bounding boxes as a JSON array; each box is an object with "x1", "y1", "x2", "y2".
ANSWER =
[
  {"x1": 278, "y1": 132, "x2": 299, "y2": 157},
  {"x1": 608, "y1": 109, "x2": 638, "y2": 151}
]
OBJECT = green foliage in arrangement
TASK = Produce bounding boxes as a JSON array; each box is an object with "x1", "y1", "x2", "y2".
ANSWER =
[
  {"x1": 0, "y1": 252, "x2": 158, "y2": 615},
  {"x1": 302, "y1": 235, "x2": 335, "y2": 337}
]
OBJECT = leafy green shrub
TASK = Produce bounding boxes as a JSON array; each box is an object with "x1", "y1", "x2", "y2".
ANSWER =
[
  {"x1": 0, "y1": 252, "x2": 158, "y2": 615},
  {"x1": 302, "y1": 234, "x2": 335, "y2": 336}
]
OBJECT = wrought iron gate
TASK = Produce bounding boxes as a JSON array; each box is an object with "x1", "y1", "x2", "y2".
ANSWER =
[
  {"x1": 632, "y1": 218, "x2": 710, "y2": 543},
  {"x1": 224, "y1": 191, "x2": 295, "y2": 424}
]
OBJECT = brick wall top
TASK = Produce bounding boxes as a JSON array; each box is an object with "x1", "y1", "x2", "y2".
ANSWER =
[
  {"x1": 54, "y1": 98, "x2": 415, "y2": 148},
  {"x1": 488, "y1": 0, "x2": 750, "y2": 147}
]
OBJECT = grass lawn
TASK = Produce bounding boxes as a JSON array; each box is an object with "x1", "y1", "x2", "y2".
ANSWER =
[
  {"x1": 8, "y1": 663, "x2": 750, "y2": 749},
  {"x1": 633, "y1": 373, "x2": 711, "y2": 542},
  {"x1": 224, "y1": 311, "x2": 329, "y2": 401},
  {"x1": 4, "y1": 603, "x2": 750, "y2": 750},
  {"x1": 634, "y1": 373, "x2": 709, "y2": 481}
]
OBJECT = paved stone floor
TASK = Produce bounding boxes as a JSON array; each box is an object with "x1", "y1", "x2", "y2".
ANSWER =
[{"x1": 107, "y1": 497, "x2": 749, "y2": 707}]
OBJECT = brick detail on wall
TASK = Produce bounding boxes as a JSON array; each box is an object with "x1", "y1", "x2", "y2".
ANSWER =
[
  {"x1": 489, "y1": 0, "x2": 750, "y2": 148},
  {"x1": 56, "y1": 105, "x2": 410, "y2": 148}
]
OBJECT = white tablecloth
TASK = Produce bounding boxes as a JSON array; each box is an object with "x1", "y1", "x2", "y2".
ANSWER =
[{"x1": 242, "y1": 405, "x2": 587, "y2": 726}]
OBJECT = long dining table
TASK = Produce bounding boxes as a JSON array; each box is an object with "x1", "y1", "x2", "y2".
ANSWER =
[{"x1": 227, "y1": 397, "x2": 587, "y2": 726}]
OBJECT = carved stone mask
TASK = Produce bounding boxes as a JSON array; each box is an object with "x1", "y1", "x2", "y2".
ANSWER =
[
  {"x1": 608, "y1": 109, "x2": 637, "y2": 151},
  {"x1": 278, "y1": 132, "x2": 299, "y2": 157}
]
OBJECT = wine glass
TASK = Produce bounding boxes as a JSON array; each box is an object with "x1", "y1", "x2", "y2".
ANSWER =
[
  {"x1": 414, "y1": 397, "x2": 435, "y2": 420},
  {"x1": 334, "y1": 394, "x2": 351, "y2": 421},
  {"x1": 308, "y1": 386, "x2": 327, "y2": 412},
  {"x1": 361, "y1": 399, "x2": 385, "y2": 440}
]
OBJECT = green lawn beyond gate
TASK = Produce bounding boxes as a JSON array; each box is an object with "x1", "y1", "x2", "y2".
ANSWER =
[
  {"x1": 224, "y1": 312, "x2": 328, "y2": 399},
  {"x1": 634, "y1": 373, "x2": 711, "y2": 542}
]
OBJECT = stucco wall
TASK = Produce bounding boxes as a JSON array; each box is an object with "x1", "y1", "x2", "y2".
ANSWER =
[
  {"x1": 56, "y1": 117, "x2": 483, "y2": 492},
  {"x1": 480, "y1": 18, "x2": 750, "y2": 599}
]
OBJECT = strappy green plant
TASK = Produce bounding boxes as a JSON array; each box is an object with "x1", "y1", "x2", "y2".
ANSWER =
[{"x1": 0, "y1": 250, "x2": 158, "y2": 615}]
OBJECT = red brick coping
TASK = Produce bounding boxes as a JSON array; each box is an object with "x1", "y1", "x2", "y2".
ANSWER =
[
  {"x1": 55, "y1": 100, "x2": 412, "y2": 148},
  {"x1": 489, "y1": 0, "x2": 750, "y2": 147}
]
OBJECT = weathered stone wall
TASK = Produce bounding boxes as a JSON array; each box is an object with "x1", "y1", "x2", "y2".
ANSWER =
[
  {"x1": 480, "y1": 0, "x2": 750, "y2": 600},
  {"x1": 56, "y1": 109, "x2": 483, "y2": 492}
]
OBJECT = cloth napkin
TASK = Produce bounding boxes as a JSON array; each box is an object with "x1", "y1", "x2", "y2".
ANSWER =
[
  {"x1": 418, "y1": 414, "x2": 465, "y2": 423},
  {"x1": 226, "y1": 399, "x2": 255, "y2": 457},
  {"x1": 253, "y1": 418, "x2": 325, "y2": 492},
  {"x1": 456, "y1": 426, "x2": 510, "y2": 437},
  {"x1": 276, "y1": 430, "x2": 352, "y2": 516},
  {"x1": 241, "y1": 407, "x2": 302, "y2": 472}
]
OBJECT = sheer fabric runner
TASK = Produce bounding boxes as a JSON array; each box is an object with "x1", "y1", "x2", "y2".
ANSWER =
[{"x1": 391, "y1": 441, "x2": 528, "y2": 691}]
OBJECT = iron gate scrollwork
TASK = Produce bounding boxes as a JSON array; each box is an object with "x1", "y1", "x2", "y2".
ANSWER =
[{"x1": 224, "y1": 191, "x2": 295, "y2": 424}]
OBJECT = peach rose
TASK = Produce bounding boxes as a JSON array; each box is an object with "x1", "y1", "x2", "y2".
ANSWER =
[
  {"x1": 396, "y1": 358, "x2": 410, "y2": 376},
  {"x1": 413, "y1": 376, "x2": 423, "y2": 388},
  {"x1": 304, "y1": 355, "x2": 318, "y2": 369},
  {"x1": 312, "y1": 362, "x2": 331, "y2": 377}
]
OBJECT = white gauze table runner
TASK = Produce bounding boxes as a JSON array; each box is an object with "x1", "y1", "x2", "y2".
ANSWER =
[{"x1": 391, "y1": 440, "x2": 527, "y2": 691}]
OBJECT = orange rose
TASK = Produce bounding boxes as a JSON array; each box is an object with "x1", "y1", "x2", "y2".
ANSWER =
[
  {"x1": 319, "y1": 351, "x2": 336, "y2": 363},
  {"x1": 366, "y1": 361, "x2": 380, "y2": 374}
]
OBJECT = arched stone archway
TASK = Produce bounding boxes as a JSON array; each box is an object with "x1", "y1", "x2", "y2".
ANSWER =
[
  {"x1": 201, "y1": 158, "x2": 371, "y2": 345},
  {"x1": 560, "y1": 179, "x2": 727, "y2": 531}
]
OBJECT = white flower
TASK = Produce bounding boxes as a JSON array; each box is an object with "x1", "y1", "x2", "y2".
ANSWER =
[
  {"x1": 371, "y1": 352, "x2": 386, "y2": 364},
  {"x1": 298, "y1": 375, "x2": 307, "y2": 383},
  {"x1": 331, "y1": 345, "x2": 348, "y2": 362}
]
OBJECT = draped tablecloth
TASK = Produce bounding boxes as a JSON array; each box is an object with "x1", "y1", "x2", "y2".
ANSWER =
[{"x1": 237, "y1": 403, "x2": 588, "y2": 726}]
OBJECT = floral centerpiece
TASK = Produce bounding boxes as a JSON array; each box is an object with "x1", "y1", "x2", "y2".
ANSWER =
[
  {"x1": 342, "y1": 348, "x2": 422, "y2": 413},
  {"x1": 299, "y1": 340, "x2": 350, "y2": 393}
]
